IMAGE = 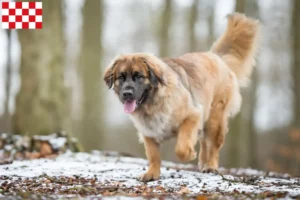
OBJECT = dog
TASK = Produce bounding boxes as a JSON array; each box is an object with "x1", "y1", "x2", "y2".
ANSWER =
[{"x1": 103, "y1": 13, "x2": 260, "y2": 182}]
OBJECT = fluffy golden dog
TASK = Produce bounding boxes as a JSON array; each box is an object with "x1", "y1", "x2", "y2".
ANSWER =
[{"x1": 104, "y1": 13, "x2": 260, "y2": 182}]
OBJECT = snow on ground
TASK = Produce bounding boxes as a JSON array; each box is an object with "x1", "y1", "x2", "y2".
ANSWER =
[{"x1": 0, "y1": 151, "x2": 299, "y2": 199}]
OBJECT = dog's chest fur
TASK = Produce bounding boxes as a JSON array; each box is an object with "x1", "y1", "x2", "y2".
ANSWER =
[{"x1": 130, "y1": 105, "x2": 177, "y2": 143}]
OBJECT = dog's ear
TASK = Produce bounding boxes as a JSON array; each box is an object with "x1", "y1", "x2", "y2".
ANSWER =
[
  {"x1": 103, "y1": 59, "x2": 119, "y2": 89},
  {"x1": 141, "y1": 56, "x2": 165, "y2": 88},
  {"x1": 103, "y1": 67, "x2": 114, "y2": 89},
  {"x1": 148, "y1": 68, "x2": 161, "y2": 87}
]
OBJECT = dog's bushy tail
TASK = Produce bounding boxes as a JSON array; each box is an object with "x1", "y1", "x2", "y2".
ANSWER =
[{"x1": 211, "y1": 13, "x2": 260, "y2": 87}]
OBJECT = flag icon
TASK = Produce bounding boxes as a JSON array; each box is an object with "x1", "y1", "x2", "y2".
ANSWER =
[{"x1": 1, "y1": 1, "x2": 42, "y2": 29}]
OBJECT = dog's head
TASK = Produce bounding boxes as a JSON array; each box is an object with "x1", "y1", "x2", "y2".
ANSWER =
[{"x1": 103, "y1": 53, "x2": 165, "y2": 113}]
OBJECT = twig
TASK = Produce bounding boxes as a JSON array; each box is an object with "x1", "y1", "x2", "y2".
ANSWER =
[
  {"x1": 219, "y1": 173, "x2": 242, "y2": 183},
  {"x1": 45, "y1": 176, "x2": 74, "y2": 185}
]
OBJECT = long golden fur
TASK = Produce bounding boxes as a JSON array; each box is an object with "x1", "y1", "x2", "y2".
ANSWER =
[{"x1": 104, "y1": 13, "x2": 260, "y2": 181}]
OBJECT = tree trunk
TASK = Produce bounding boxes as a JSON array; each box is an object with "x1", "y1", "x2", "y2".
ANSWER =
[
  {"x1": 188, "y1": 0, "x2": 199, "y2": 52},
  {"x1": 235, "y1": 0, "x2": 246, "y2": 13},
  {"x1": 207, "y1": 1, "x2": 215, "y2": 48},
  {"x1": 225, "y1": 0, "x2": 246, "y2": 167},
  {"x1": 293, "y1": 0, "x2": 300, "y2": 128},
  {"x1": 78, "y1": 0, "x2": 104, "y2": 150},
  {"x1": 230, "y1": 0, "x2": 260, "y2": 168},
  {"x1": 244, "y1": 0, "x2": 259, "y2": 169},
  {"x1": 13, "y1": 0, "x2": 68, "y2": 135},
  {"x1": 291, "y1": 0, "x2": 300, "y2": 174},
  {"x1": 158, "y1": 0, "x2": 172, "y2": 57},
  {"x1": 3, "y1": 30, "x2": 12, "y2": 132},
  {"x1": 4, "y1": 30, "x2": 11, "y2": 116}
]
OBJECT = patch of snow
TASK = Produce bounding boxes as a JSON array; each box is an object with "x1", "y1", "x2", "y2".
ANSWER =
[
  {"x1": 0, "y1": 152, "x2": 299, "y2": 197},
  {"x1": 49, "y1": 137, "x2": 67, "y2": 150},
  {"x1": 33, "y1": 133, "x2": 67, "y2": 150},
  {"x1": 3, "y1": 145, "x2": 13, "y2": 151}
]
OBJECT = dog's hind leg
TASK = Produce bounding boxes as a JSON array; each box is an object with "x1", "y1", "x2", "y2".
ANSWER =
[
  {"x1": 201, "y1": 99, "x2": 229, "y2": 173},
  {"x1": 198, "y1": 130, "x2": 208, "y2": 171}
]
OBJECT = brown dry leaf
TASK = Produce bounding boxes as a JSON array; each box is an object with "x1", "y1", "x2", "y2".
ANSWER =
[
  {"x1": 40, "y1": 142, "x2": 53, "y2": 156},
  {"x1": 178, "y1": 186, "x2": 190, "y2": 194},
  {"x1": 90, "y1": 179, "x2": 96, "y2": 185},
  {"x1": 25, "y1": 152, "x2": 41, "y2": 159},
  {"x1": 45, "y1": 154, "x2": 58, "y2": 159},
  {"x1": 196, "y1": 196, "x2": 208, "y2": 200}
]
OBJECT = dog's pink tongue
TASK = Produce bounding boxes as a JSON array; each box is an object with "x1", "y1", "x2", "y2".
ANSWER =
[{"x1": 124, "y1": 100, "x2": 137, "y2": 113}]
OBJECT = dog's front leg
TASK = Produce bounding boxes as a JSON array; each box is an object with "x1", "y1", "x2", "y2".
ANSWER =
[
  {"x1": 175, "y1": 114, "x2": 200, "y2": 162},
  {"x1": 138, "y1": 136, "x2": 161, "y2": 182}
]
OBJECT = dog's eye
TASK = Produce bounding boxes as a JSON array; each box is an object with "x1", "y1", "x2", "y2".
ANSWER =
[
  {"x1": 118, "y1": 75, "x2": 125, "y2": 81},
  {"x1": 135, "y1": 74, "x2": 144, "y2": 79}
]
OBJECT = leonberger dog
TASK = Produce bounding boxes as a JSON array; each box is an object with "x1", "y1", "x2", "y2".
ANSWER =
[{"x1": 103, "y1": 13, "x2": 260, "y2": 182}]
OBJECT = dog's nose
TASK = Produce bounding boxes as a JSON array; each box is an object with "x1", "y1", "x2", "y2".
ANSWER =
[{"x1": 123, "y1": 90, "x2": 133, "y2": 99}]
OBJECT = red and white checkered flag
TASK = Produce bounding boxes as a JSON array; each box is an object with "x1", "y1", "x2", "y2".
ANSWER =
[{"x1": 1, "y1": 1, "x2": 42, "y2": 29}]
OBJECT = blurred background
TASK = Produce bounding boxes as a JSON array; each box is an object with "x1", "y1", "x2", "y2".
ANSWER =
[{"x1": 0, "y1": 0, "x2": 299, "y2": 175}]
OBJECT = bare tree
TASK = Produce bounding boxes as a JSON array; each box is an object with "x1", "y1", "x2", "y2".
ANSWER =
[
  {"x1": 224, "y1": 0, "x2": 246, "y2": 167},
  {"x1": 235, "y1": 0, "x2": 245, "y2": 13},
  {"x1": 4, "y1": 30, "x2": 12, "y2": 117},
  {"x1": 229, "y1": 0, "x2": 260, "y2": 168},
  {"x1": 293, "y1": 0, "x2": 300, "y2": 128},
  {"x1": 188, "y1": 0, "x2": 199, "y2": 52},
  {"x1": 158, "y1": 0, "x2": 172, "y2": 57},
  {"x1": 78, "y1": 0, "x2": 104, "y2": 150},
  {"x1": 291, "y1": 0, "x2": 300, "y2": 174},
  {"x1": 207, "y1": 1, "x2": 215, "y2": 48},
  {"x1": 13, "y1": 0, "x2": 68, "y2": 135},
  {"x1": 2, "y1": 30, "x2": 12, "y2": 132},
  {"x1": 244, "y1": 0, "x2": 259, "y2": 169}
]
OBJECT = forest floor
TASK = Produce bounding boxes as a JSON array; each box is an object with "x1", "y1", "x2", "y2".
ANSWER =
[{"x1": 0, "y1": 150, "x2": 300, "y2": 200}]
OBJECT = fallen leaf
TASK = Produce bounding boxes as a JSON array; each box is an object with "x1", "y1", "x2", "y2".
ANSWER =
[
  {"x1": 196, "y1": 196, "x2": 207, "y2": 200},
  {"x1": 178, "y1": 187, "x2": 190, "y2": 194}
]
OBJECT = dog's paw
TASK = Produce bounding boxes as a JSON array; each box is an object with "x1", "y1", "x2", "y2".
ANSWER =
[
  {"x1": 201, "y1": 167, "x2": 218, "y2": 174},
  {"x1": 138, "y1": 171, "x2": 160, "y2": 182},
  {"x1": 175, "y1": 142, "x2": 197, "y2": 162}
]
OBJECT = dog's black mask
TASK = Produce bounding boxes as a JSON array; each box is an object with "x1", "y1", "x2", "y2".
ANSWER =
[{"x1": 103, "y1": 56, "x2": 165, "y2": 113}]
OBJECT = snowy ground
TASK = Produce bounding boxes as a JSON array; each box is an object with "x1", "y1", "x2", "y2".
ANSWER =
[{"x1": 0, "y1": 151, "x2": 299, "y2": 199}]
